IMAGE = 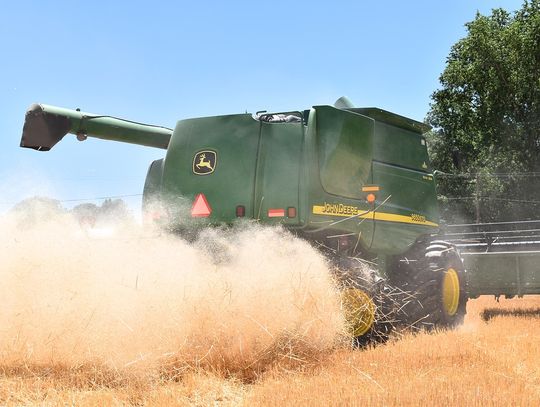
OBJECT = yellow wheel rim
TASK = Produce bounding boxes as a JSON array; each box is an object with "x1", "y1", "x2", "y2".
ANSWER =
[
  {"x1": 341, "y1": 288, "x2": 376, "y2": 337},
  {"x1": 442, "y1": 268, "x2": 460, "y2": 316}
]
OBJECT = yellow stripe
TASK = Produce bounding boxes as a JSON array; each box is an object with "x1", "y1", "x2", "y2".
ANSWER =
[
  {"x1": 312, "y1": 205, "x2": 438, "y2": 227},
  {"x1": 362, "y1": 186, "x2": 380, "y2": 192}
]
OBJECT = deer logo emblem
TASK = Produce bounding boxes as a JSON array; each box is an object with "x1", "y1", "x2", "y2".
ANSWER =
[{"x1": 193, "y1": 150, "x2": 217, "y2": 175}]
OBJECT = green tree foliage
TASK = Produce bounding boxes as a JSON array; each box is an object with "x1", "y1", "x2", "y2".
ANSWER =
[
  {"x1": 10, "y1": 196, "x2": 65, "y2": 227},
  {"x1": 11, "y1": 197, "x2": 132, "y2": 227},
  {"x1": 72, "y1": 199, "x2": 131, "y2": 226},
  {"x1": 427, "y1": 0, "x2": 540, "y2": 223}
]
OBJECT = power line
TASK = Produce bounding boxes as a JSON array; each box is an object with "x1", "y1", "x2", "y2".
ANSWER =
[
  {"x1": 486, "y1": 197, "x2": 540, "y2": 204},
  {"x1": 434, "y1": 171, "x2": 540, "y2": 178},
  {"x1": 0, "y1": 193, "x2": 142, "y2": 207},
  {"x1": 441, "y1": 196, "x2": 540, "y2": 204},
  {"x1": 57, "y1": 194, "x2": 142, "y2": 203}
]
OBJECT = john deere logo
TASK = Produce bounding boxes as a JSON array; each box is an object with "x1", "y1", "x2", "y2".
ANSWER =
[{"x1": 193, "y1": 150, "x2": 217, "y2": 175}]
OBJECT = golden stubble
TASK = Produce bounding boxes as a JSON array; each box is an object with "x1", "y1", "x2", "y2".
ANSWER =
[{"x1": 248, "y1": 295, "x2": 540, "y2": 406}]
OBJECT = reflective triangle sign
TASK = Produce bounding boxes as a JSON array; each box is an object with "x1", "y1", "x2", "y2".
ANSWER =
[{"x1": 191, "y1": 193, "x2": 212, "y2": 217}]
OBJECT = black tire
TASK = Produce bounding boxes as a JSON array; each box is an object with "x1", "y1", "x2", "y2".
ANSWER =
[
  {"x1": 355, "y1": 282, "x2": 395, "y2": 346},
  {"x1": 332, "y1": 257, "x2": 393, "y2": 346},
  {"x1": 390, "y1": 241, "x2": 467, "y2": 332}
]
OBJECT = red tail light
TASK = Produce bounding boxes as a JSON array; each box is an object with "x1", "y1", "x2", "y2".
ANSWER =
[
  {"x1": 236, "y1": 205, "x2": 245, "y2": 217},
  {"x1": 268, "y1": 208, "x2": 285, "y2": 217}
]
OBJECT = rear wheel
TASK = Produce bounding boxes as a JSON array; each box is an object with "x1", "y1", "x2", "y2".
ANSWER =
[
  {"x1": 427, "y1": 242, "x2": 467, "y2": 327},
  {"x1": 341, "y1": 287, "x2": 376, "y2": 339},
  {"x1": 391, "y1": 241, "x2": 467, "y2": 331},
  {"x1": 333, "y1": 257, "x2": 393, "y2": 346}
]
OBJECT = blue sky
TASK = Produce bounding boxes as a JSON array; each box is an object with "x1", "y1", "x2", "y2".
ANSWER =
[{"x1": 0, "y1": 0, "x2": 524, "y2": 215}]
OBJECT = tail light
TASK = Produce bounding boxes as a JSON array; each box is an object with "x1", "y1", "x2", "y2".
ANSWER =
[{"x1": 236, "y1": 205, "x2": 246, "y2": 217}]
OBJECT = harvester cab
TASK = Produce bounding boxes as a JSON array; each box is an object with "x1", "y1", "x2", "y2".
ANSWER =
[{"x1": 20, "y1": 98, "x2": 540, "y2": 344}]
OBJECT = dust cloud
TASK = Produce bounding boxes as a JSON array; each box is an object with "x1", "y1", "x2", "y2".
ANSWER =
[{"x1": 0, "y1": 210, "x2": 345, "y2": 379}]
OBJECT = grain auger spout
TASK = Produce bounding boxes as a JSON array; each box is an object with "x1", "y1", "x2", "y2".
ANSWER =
[{"x1": 20, "y1": 103, "x2": 172, "y2": 151}]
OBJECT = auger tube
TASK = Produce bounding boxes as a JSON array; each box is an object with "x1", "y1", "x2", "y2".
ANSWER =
[{"x1": 20, "y1": 103, "x2": 172, "y2": 151}]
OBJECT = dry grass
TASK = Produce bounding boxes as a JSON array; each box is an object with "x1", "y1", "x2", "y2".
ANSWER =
[
  {"x1": 1, "y1": 212, "x2": 539, "y2": 405},
  {"x1": 247, "y1": 295, "x2": 540, "y2": 406},
  {"x1": 1, "y1": 296, "x2": 538, "y2": 406}
]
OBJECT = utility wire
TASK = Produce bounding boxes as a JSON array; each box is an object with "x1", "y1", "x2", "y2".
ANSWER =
[
  {"x1": 0, "y1": 193, "x2": 142, "y2": 206},
  {"x1": 56, "y1": 193, "x2": 143, "y2": 203},
  {"x1": 435, "y1": 171, "x2": 540, "y2": 178},
  {"x1": 441, "y1": 196, "x2": 540, "y2": 204}
]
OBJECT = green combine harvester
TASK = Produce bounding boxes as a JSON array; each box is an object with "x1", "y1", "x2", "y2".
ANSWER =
[{"x1": 20, "y1": 98, "x2": 540, "y2": 343}]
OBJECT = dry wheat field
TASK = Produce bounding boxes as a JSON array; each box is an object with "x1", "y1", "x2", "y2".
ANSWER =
[{"x1": 1, "y1": 212, "x2": 539, "y2": 406}]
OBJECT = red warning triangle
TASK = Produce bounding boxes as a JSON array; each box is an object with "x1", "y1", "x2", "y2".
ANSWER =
[{"x1": 191, "y1": 193, "x2": 212, "y2": 218}]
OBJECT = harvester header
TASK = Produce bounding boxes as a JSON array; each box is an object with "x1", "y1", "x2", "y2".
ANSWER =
[{"x1": 21, "y1": 103, "x2": 172, "y2": 151}]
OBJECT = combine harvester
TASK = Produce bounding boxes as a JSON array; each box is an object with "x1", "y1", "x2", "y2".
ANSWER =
[{"x1": 20, "y1": 98, "x2": 540, "y2": 343}]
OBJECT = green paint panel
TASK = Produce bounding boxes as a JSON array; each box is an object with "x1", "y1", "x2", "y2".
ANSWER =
[
  {"x1": 255, "y1": 120, "x2": 303, "y2": 224},
  {"x1": 303, "y1": 107, "x2": 374, "y2": 251},
  {"x1": 464, "y1": 251, "x2": 540, "y2": 297},
  {"x1": 316, "y1": 106, "x2": 374, "y2": 199},
  {"x1": 162, "y1": 114, "x2": 260, "y2": 224},
  {"x1": 142, "y1": 158, "x2": 164, "y2": 209},
  {"x1": 373, "y1": 121, "x2": 431, "y2": 172},
  {"x1": 371, "y1": 162, "x2": 439, "y2": 224},
  {"x1": 305, "y1": 106, "x2": 439, "y2": 255}
]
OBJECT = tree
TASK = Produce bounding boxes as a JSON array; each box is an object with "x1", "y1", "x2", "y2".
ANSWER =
[
  {"x1": 99, "y1": 198, "x2": 131, "y2": 223},
  {"x1": 72, "y1": 203, "x2": 99, "y2": 226},
  {"x1": 72, "y1": 199, "x2": 132, "y2": 226},
  {"x1": 427, "y1": 0, "x2": 540, "y2": 223},
  {"x1": 10, "y1": 196, "x2": 65, "y2": 226}
]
